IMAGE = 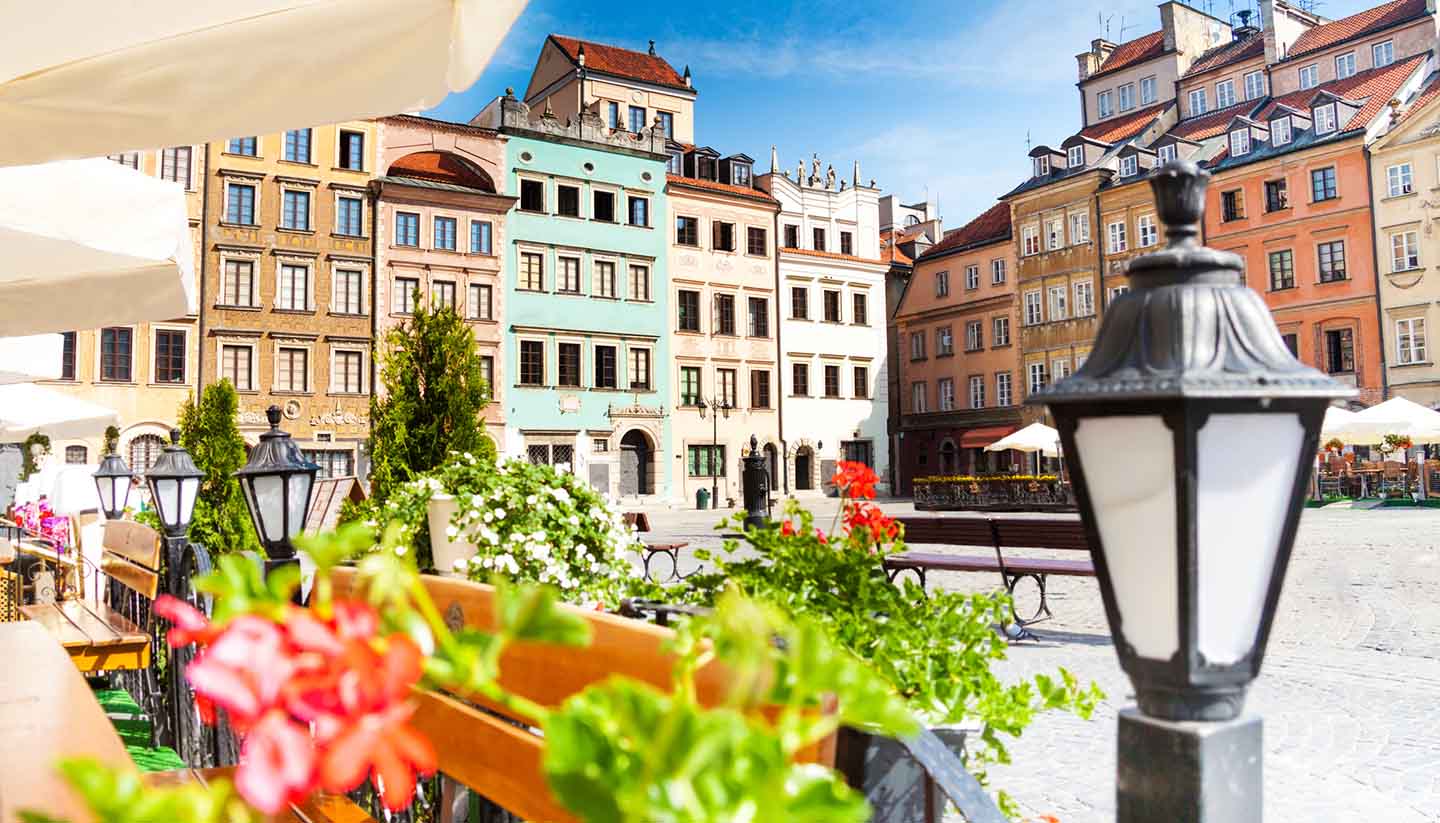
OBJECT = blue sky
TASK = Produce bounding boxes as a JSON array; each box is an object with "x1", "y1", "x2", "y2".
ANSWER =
[{"x1": 427, "y1": 0, "x2": 1384, "y2": 231}]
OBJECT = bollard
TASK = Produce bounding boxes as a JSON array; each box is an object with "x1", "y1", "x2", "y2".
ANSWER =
[{"x1": 741, "y1": 434, "x2": 771, "y2": 529}]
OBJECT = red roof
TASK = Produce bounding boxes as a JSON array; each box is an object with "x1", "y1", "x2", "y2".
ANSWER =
[
  {"x1": 1287, "y1": 0, "x2": 1430, "y2": 60},
  {"x1": 387, "y1": 151, "x2": 496, "y2": 192},
  {"x1": 1184, "y1": 31, "x2": 1265, "y2": 77},
  {"x1": 1170, "y1": 99, "x2": 1264, "y2": 140},
  {"x1": 1259, "y1": 53, "x2": 1427, "y2": 127},
  {"x1": 1080, "y1": 101, "x2": 1172, "y2": 143},
  {"x1": 780, "y1": 246, "x2": 884, "y2": 265},
  {"x1": 880, "y1": 226, "x2": 931, "y2": 266},
  {"x1": 665, "y1": 174, "x2": 777, "y2": 205},
  {"x1": 549, "y1": 35, "x2": 689, "y2": 90},
  {"x1": 1091, "y1": 31, "x2": 1167, "y2": 79},
  {"x1": 916, "y1": 203, "x2": 1010, "y2": 261}
]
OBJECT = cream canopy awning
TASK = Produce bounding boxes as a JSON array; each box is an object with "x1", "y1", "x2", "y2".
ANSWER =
[
  {"x1": 1336, "y1": 397, "x2": 1440, "y2": 445},
  {"x1": 0, "y1": 334, "x2": 62, "y2": 384},
  {"x1": 1320, "y1": 406, "x2": 1358, "y2": 439},
  {"x1": 984, "y1": 422, "x2": 1062, "y2": 458},
  {"x1": 0, "y1": 383, "x2": 120, "y2": 440}
]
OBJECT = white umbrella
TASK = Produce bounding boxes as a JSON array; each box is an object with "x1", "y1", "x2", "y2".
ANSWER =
[
  {"x1": 984, "y1": 422, "x2": 1062, "y2": 458},
  {"x1": 1321, "y1": 406, "x2": 1357, "y2": 439},
  {"x1": 0, "y1": 334, "x2": 61, "y2": 384},
  {"x1": 1337, "y1": 396, "x2": 1440, "y2": 445},
  {"x1": 0, "y1": 383, "x2": 120, "y2": 440},
  {"x1": 0, "y1": 0, "x2": 528, "y2": 167}
]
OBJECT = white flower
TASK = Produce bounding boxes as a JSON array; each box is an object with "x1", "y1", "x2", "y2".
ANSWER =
[
  {"x1": 495, "y1": 508, "x2": 507, "y2": 520},
  {"x1": 568, "y1": 514, "x2": 580, "y2": 527},
  {"x1": 549, "y1": 486, "x2": 572, "y2": 504},
  {"x1": 526, "y1": 495, "x2": 538, "y2": 506},
  {"x1": 452, "y1": 558, "x2": 467, "y2": 572},
  {"x1": 445, "y1": 524, "x2": 459, "y2": 539},
  {"x1": 482, "y1": 510, "x2": 493, "y2": 523},
  {"x1": 394, "y1": 545, "x2": 409, "y2": 556}
]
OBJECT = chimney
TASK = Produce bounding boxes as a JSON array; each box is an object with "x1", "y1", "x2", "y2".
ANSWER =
[
  {"x1": 770, "y1": 145, "x2": 778, "y2": 174},
  {"x1": 648, "y1": 39, "x2": 656, "y2": 56},
  {"x1": 1234, "y1": 9, "x2": 1258, "y2": 40},
  {"x1": 577, "y1": 43, "x2": 586, "y2": 66},
  {"x1": 683, "y1": 65, "x2": 692, "y2": 88},
  {"x1": 853, "y1": 160, "x2": 860, "y2": 188}
]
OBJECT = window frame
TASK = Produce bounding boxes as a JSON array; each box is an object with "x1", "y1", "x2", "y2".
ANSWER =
[
  {"x1": 392, "y1": 276, "x2": 420, "y2": 315},
  {"x1": 337, "y1": 129, "x2": 366, "y2": 172},
  {"x1": 1215, "y1": 79, "x2": 1236, "y2": 109},
  {"x1": 1188, "y1": 88, "x2": 1207, "y2": 116},
  {"x1": 1311, "y1": 167, "x2": 1338, "y2": 202},
  {"x1": 1299, "y1": 64, "x2": 1318, "y2": 89},
  {"x1": 1023, "y1": 289, "x2": 1043, "y2": 326},
  {"x1": 467, "y1": 282, "x2": 494, "y2": 321},
  {"x1": 151, "y1": 327, "x2": 187, "y2": 385},
  {"x1": 329, "y1": 347, "x2": 367, "y2": 395},
  {"x1": 217, "y1": 340, "x2": 257, "y2": 392},
  {"x1": 283, "y1": 128, "x2": 313, "y2": 164},
  {"x1": 1373, "y1": 40, "x2": 1395, "y2": 68},
  {"x1": 394, "y1": 211, "x2": 420, "y2": 247},
  {"x1": 1317, "y1": 239, "x2": 1347, "y2": 283},
  {"x1": 1334, "y1": 51, "x2": 1356, "y2": 80},
  {"x1": 332, "y1": 266, "x2": 366, "y2": 315},
  {"x1": 1396, "y1": 317, "x2": 1427, "y2": 364},
  {"x1": 1244, "y1": 70, "x2": 1265, "y2": 100},
  {"x1": 223, "y1": 180, "x2": 257, "y2": 226},
  {"x1": 1272, "y1": 117, "x2": 1292, "y2": 146},
  {"x1": 1387, "y1": 163, "x2": 1414, "y2": 197},
  {"x1": 1046, "y1": 285, "x2": 1068, "y2": 321},
  {"x1": 518, "y1": 250, "x2": 545, "y2": 292},
  {"x1": 272, "y1": 344, "x2": 312, "y2": 394},
  {"x1": 1107, "y1": 219, "x2": 1128, "y2": 253},
  {"x1": 275, "y1": 260, "x2": 312, "y2": 312},
  {"x1": 675, "y1": 215, "x2": 700, "y2": 247},
  {"x1": 1229, "y1": 129, "x2": 1251, "y2": 157},
  {"x1": 432, "y1": 215, "x2": 458, "y2": 251},
  {"x1": 219, "y1": 255, "x2": 259, "y2": 308},
  {"x1": 1392, "y1": 230, "x2": 1421, "y2": 272},
  {"x1": 335, "y1": 193, "x2": 365, "y2": 237},
  {"x1": 1268, "y1": 249, "x2": 1296, "y2": 290},
  {"x1": 992, "y1": 315, "x2": 1011, "y2": 346},
  {"x1": 518, "y1": 339, "x2": 546, "y2": 386}
]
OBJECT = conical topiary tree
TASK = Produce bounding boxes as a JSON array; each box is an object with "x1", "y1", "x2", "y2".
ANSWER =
[{"x1": 177, "y1": 381, "x2": 259, "y2": 553}]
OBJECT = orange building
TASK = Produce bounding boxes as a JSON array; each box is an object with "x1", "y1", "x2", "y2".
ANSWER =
[{"x1": 892, "y1": 203, "x2": 1018, "y2": 492}]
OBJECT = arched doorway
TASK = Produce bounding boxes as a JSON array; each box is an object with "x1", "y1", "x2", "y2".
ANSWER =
[
  {"x1": 939, "y1": 440, "x2": 958, "y2": 475},
  {"x1": 794, "y1": 446, "x2": 814, "y2": 491},
  {"x1": 619, "y1": 430, "x2": 653, "y2": 496},
  {"x1": 763, "y1": 443, "x2": 778, "y2": 492}
]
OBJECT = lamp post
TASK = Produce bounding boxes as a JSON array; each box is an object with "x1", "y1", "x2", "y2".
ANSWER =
[
  {"x1": 1030, "y1": 160, "x2": 1351, "y2": 822},
  {"x1": 234, "y1": 406, "x2": 320, "y2": 581},
  {"x1": 698, "y1": 395, "x2": 731, "y2": 508},
  {"x1": 93, "y1": 449, "x2": 134, "y2": 521}
]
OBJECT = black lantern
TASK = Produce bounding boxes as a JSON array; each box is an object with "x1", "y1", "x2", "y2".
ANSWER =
[
  {"x1": 93, "y1": 450, "x2": 134, "y2": 521},
  {"x1": 1031, "y1": 160, "x2": 1352, "y2": 723},
  {"x1": 145, "y1": 429, "x2": 205, "y2": 539},
  {"x1": 234, "y1": 406, "x2": 319, "y2": 566}
]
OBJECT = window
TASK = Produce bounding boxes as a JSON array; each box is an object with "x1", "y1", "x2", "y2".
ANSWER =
[
  {"x1": 520, "y1": 179, "x2": 544, "y2": 212},
  {"x1": 284, "y1": 129, "x2": 312, "y2": 163},
  {"x1": 1268, "y1": 249, "x2": 1295, "y2": 290},
  {"x1": 1120, "y1": 155, "x2": 1138, "y2": 177},
  {"x1": 1052, "y1": 356, "x2": 1072, "y2": 382},
  {"x1": 468, "y1": 283, "x2": 492, "y2": 320},
  {"x1": 338, "y1": 130, "x2": 365, "y2": 170},
  {"x1": 823, "y1": 365, "x2": 841, "y2": 398},
  {"x1": 1220, "y1": 189, "x2": 1246, "y2": 222},
  {"x1": 791, "y1": 286, "x2": 809, "y2": 319},
  {"x1": 393, "y1": 277, "x2": 419, "y2": 314},
  {"x1": 853, "y1": 366, "x2": 869, "y2": 399},
  {"x1": 993, "y1": 315, "x2": 1011, "y2": 346},
  {"x1": 1157, "y1": 143, "x2": 1177, "y2": 164},
  {"x1": 153, "y1": 329, "x2": 185, "y2": 383},
  {"x1": 585, "y1": 190, "x2": 614, "y2": 224},
  {"x1": 1325, "y1": 328, "x2": 1355, "y2": 374},
  {"x1": 732, "y1": 162, "x2": 751, "y2": 186},
  {"x1": 937, "y1": 377, "x2": 955, "y2": 411},
  {"x1": 628, "y1": 196, "x2": 649, "y2": 227},
  {"x1": 557, "y1": 343, "x2": 581, "y2": 387},
  {"x1": 520, "y1": 252, "x2": 544, "y2": 291},
  {"x1": 395, "y1": 212, "x2": 419, "y2": 246},
  {"x1": 676, "y1": 216, "x2": 699, "y2": 246},
  {"x1": 1022, "y1": 224, "x2": 1040, "y2": 256},
  {"x1": 277, "y1": 263, "x2": 309, "y2": 311},
  {"x1": 715, "y1": 293, "x2": 736, "y2": 335},
  {"x1": 557, "y1": 256, "x2": 580, "y2": 294},
  {"x1": 304, "y1": 450, "x2": 354, "y2": 480},
  {"x1": 593, "y1": 260, "x2": 617, "y2": 298},
  {"x1": 1107, "y1": 220, "x2": 1128, "y2": 253},
  {"x1": 1111, "y1": 285, "x2": 1130, "y2": 300},
  {"x1": 221, "y1": 259, "x2": 256, "y2": 306},
  {"x1": 433, "y1": 216, "x2": 457, "y2": 250},
  {"x1": 678, "y1": 289, "x2": 701, "y2": 332},
  {"x1": 333, "y1": 350, "x2": 364, "y2": 394},
  {"x1": 593, "y1": 345, "x2": 618, "y2": 389},
  {"x1": 747, "y1": 227, "x2": 767, "y2": 256},
  {"x1": 962, "y1": 321, "x2": 979, "y2": 352},
  {"x1": 1318, "y1": 240, "x2": 1347, "y2": 283},
  {"x1": 840, "y1": 232, "x2": 853, "y2": 255},
  {"x1": 60, "y1": 332, "x2": 75, "y2": 380},
  {"x1": 628, "y1": 264, "x2": 651, "y2": 301},
  {"x1": 336, "y1": 196, "x2": 363, "y2": 236},
  {"x1": 854, "y1": 292, "x2": 869, "y2": 325},
  {"x1": 1068, "y1": 145, "x2": 1085, "y2": 168},
  {"x1": 607, "y1": 101, "x2": 620, "y2": 129},
  {"x1": 276, "y1": 347, "x2": 309, "y2": 392},
  {"x1": 1119, "y1": 83, "x2": 1135, "y2": 112},
  {"x1": 988, "y1": 373, "x2": 1010, "y2": 410},
  {"x1": 687, "y1": 446, "x2": 726, "y2": 478},
  {"x1": 226, "y1": 183, "x2": 256, "y2": 224},
  {"x1": 1281, "y1": 334, "x2": 1299, "y2": 356},
  {"x1": 160, "y1": 147, "x2": 191, "y2": 187},
  {"x1": 1047, "y1": 285, "x2": 1068, "y2": 321},
  {"x1": 784, "y1": 225, "x2": 799, "y2": 248},
  {"x1": 1032, "y1": 156, "x2": 1050, "y2": 178},
  {"x1": 1314, "y1": 104, "x2": 1337, "y2": 135},
  {"x1": 1335, "y1": 52, "x2": 1356, "y2": 80},
  {"x1": 65, "y1": 446, "x2": 87, "y2": 465},
  {"x1": 747, "y1": 297, "x2": 769, "y2": 337},
  {"x1": 1140, "y1": 75, "x2": 1157, "y2": 105},
  {"x1": 1374, "y1": 40, "x2": 1395, "y2": 68},
  {"x1": 334, "y1": 269, "x2": 363, "y2": 314},
  {"x1": 1230, "y1": 129, "x2": 1251, "y2": 156},
  {"x1": 628, "y1": 348, "x2": 652, "y2": 390},
  {"x1": 1097, "y1": 91, "x2": 1113, "y2": 118},
  {"x1": 969, "y1": 375, "x2": 985, "y2": 409},
  {"x1": 126, "y1": 434, "x2": 166, "y2": 476},
  {"x1": 718, "y1": 368, "x2": 739, "y2": 406},
  {"x1": 1188, "y1": 88, "x2": 1207, "y2": 116},
  {"x1": 1397, "y1": 318, "x2": 1427, "y2": 364},
  {"x1": 519, "y1": 340, "x2": 544, "y2": 385},
  {"x1": 1216, "y1": 80, "x2": 1236, "y2": 108},
  {"x1": 1311, "y1": 167, "x2": 1337, "y2": 201},
  {"x1": 751, "y1": 370, "x2": 771, "y2": 408},
  {"x1": 1272, "y1": 117, "x2": 1292, "y2": 146},
  {"x1": 910, "y1": 381, "x2": 927, "y2": 413},
  {"x1": 228, "y1": 137, "x2": 257, "y2": 156},
  {"x1": 823, "y1": 290, "x2": 841, "y2": 322},
  {"x1": 470, "y1": 220, "x2": 492, "y2": 254},
  {"x1": 712, "y1": 221, "x2": 736, "y2": 252},
  {"x1": 1045, "y1": 216, "x2": 1064, "y2": 250},
  {"x1": 680, "y1": 366, "x2": 701, "y2": 405},
  {"x1": 1265, "y1": 179, "x2": 1289, "y2": 212},
  {"x1": 960, "y1": 266, "x2": 977, "y2": 291},
  {"x1": 657, "y1": 111, "x2": 674, "y2": 138},
  {"x1": 1028, "y1": 362, "x2": 1047, "y2": 394},
  {"x1": 1024, "y1": 290, "x2": 1043, "y2": 325},
  {"x1": 1392, "y1": 230, "x2": 1420, "y2": 271},
  {"x1": 628, "y1": 106, "x2": 646, "y2": 133},
  {"x1": 108, "y1": 152, "x2": 139, "y2": 168},
  {"x1": 557, "y1": 185, "x2": 580, "y2": 218},
  {"x1": 220, "y1": 345, "x2": 253, "y2": 390},
  {"x1": 1137, "y1": 214, "x2": 1158, "y2": 247},
  {"x1": 1387, "y1": 163, "x2": 1414, "y2": 197},
  {"x1": 991, "y1": 259, "x2": 1006, "y2": 284},
  {"x1": 480, "y1": 357, "x2": 494, "y2": 395},
  {"x1": 1299, "y1": 64, "x2": 1318, "y2": 89},
  {"x1": 430, "y1": 280, "x2": 456, "y2": 311},
  {"x1": 1074, "y1": 280, "x2": 1095, "y2": 317},
  {"x1": 813, "y1": 227, "x2": 826, "y2": 252},
  {"x1": 1244, "y1": 71, "x2": 1265, "y2": 100},
  {"x1": 909, "y1": 331, "x2": 927, "y2": 360}
]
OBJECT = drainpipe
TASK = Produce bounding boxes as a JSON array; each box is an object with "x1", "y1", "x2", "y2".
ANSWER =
[
  {"x1": 196, "y1": 142, "x2": 211, "y2": 393},
  {"x1": 773, "y1": 204, "x2": 788, "y2": 494},
  {"x1": 369, "y1": 182, "x2": 380, "y2": 401},
  {"x1": 1363, "y1": 145, "x2": 1390, "y2": 402}
]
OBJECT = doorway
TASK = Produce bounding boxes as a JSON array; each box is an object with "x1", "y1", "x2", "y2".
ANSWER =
[
  {"x1": 794, "y1": 446, "x2": 814, "y2": 491},
  {"x1": 619, "y1": 430, "x2": 654, "y2": 496},
  {"x1": 763, "y1": 443, "x2": 778, "y2": 492}
]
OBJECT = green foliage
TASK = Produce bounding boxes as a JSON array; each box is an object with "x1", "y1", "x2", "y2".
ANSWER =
[
  {"x1": 19, "y1": 758, "x2": 259, "y2": 823},
  {"x1": 103, "y1": 426, "x2": 120, "y2": 455},
  {"x1": 19, "y1": 433, "x2": 50, "y2": 481},
  {"x1": 368, "y1": 300, "x2": 497, "y2": 506},
  {"x1": 192, "y1": 553, "x2": 299, "y2": 625},
  {"x1": 176, "y1": 381, "x2": 258, "y2": 554}
]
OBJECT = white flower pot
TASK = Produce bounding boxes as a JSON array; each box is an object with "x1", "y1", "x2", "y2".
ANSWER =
[{"x1": 427, "y1": 493, "x2": 475, "y2": 575}]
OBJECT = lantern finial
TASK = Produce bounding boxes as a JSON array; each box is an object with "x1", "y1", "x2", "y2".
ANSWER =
[
  {"x1": 266, "y1": 405, "x2": 282, "y2": 429},
  {"x1": 1150, "y1": 159, "x2": 1208, "y2": 248},
  {"x1": 169, "y1": 427, "x2": 181, "y2": 445}
]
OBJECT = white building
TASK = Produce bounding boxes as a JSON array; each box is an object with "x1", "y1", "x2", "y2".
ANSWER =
[{"x1": 759, "y1": 150, "x2": 891, "y2": 495}]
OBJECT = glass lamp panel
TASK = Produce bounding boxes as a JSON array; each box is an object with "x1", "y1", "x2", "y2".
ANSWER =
[
  {"x1": 1196, "y1": 412, "x2": 1304, "y2": 664},
  {"x1": 286, "y1": 473, "x2": 313, "y2": 538},
  {"x1": 95, "y1": 477, "x2": 115, "y2": 513},
  {"x1": 152, "y1": 478, "x2": 179, "y2": 528},
  {"x1": 250, "y1": 475, "x2": 286, "y2": 543},
  {"x1": 113, "y1": 478, "x2": 132, "y2": 513},
  {"x1": 1073, "y1": 415, "x2": 1179, "y2": 661},
  {"x1": 178, "y1": 477, "x2": 200, "y2": 529}
]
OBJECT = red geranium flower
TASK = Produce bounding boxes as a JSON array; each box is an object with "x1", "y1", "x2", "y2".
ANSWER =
[
  {"x1": 234, "y1": 709, "x2": 317, "y2": 815},
  {"x1": 832, "y1": 461, "x2": 878, "y2": 500},
  {"x1": 154, "y1": 595, "x2": 221, "y2": 648},
  {"x1": 317, "y1": 701, "x2": 437, "y2": 811}
]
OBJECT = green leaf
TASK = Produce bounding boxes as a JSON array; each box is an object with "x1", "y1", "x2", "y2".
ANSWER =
[
  {"x1": 192, "y1": 553, "x2": 287, "y2": 623},
  {"x1": 495, "y1": 580, "x2": 591, "y2": 647}
]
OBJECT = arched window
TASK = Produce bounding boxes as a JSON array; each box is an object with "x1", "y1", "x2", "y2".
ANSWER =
[
  {"x1": 64, "y1": 446, "x2": 88, "y2": 464},
  {"x1": 127, "y1": 434, "x2": 166, "y2": 476}
]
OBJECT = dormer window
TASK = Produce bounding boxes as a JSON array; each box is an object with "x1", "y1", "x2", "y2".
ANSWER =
[
  {"x1": 1067, "y1": 145, "x2": 1085, "y2": 168},
  {"x1": 1229, "y1": 129, "x2": 1251, "y2": 156},
  {"x1": 1098, "y1": 91, "x2": 1113, "y2": 118},
  {"x1": 667, "y1": 151, "x2": 682, "y2": 174},
  {"x1": 1033, "y1": 155, "x2": 1050, "y2": 177},
  {"x1": 698, "y1": 155, "x2": 716, "y2": 180},
  {"x1": 1157, "y1": 144, "x2": 1177, "y2": 164},
  {"x1": 732, "y1": 162, "x2": 752, "y2": 187},
  {"x1": 1119, "y1": 155, "x2": 1137, "y2": 176},
  {"x1": 1314, "y1": 104, "x2": 1337, "y2": 135},
  {"x1": 1272, "y1": 117, "x2": 1292, "y2": 146}
]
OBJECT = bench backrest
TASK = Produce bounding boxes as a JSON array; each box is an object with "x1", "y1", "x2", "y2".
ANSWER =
[
  {"x1": 100, "y1": 520, "x2": 162, "y2": 602},
  {"x1": 330, "y1": 568, "x2": 834, "y2": 822},
  {"x1": 896, "y1": 516, "x2": 995, "y2": 548},
  {"x1": 623, "y1": 511, "x2": 651, "y2": 533},
  {"x1": 990, "y1": 517, "x2": 1088, "y2": 552}
]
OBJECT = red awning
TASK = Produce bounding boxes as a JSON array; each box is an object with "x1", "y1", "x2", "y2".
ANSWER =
[{"x1": 959, "y1": 426, "x2": 1017, "y2": 449}]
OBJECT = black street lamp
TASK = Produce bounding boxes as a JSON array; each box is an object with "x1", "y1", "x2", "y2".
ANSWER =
[
  {"x1": 698, "y1": 395, "x2": 731, "y2": 508},
  {"x1": 1030, "y1": 160, "x2": 1351, "y2": 822},
  {"x1": 145, "y1": 429, "x2": 205, "y2": 540},
  {"x1": 234, "y1": 406, "x2": 319, "y2": 578},
  {"x1": 93, "y1": 449, "x2": 134, "y2": 521}
]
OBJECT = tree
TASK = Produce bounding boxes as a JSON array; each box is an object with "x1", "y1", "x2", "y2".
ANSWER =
[
  {"x1": 177, "y1": 381, "x2": 259, "y2": 553},
  {"x1": 369, "y1": 300, "x2": 495, "y2": 504}
]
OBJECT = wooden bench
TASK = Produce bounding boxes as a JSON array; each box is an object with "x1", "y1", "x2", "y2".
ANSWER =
[
  {"x1": 19, "y1": 520, "x2": 160, "y2": 673},
  {"x1": 885, "y1": 516, "x2": 1095, "y2": 629},
  {"x1": 624, "y1": 510, "x2": 692, "y2": 582}
]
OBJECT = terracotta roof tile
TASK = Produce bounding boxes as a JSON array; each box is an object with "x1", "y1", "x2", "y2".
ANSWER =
[
  {"x1": 916, "y1": 203, "x2": 1011, "y2": 261},
  {"x1": 779, "y1": 246, "x2": 884, "y2": 265},
  {"x1": 1259, "y1": 52, "x2": 1427, "y2": 127},
  {"x1": 1184, "y1": 31, "x2": 1265, "y2": 77},
  {"x1": 1287, "y1": 0, "x2": 1429, "y2": 60},
  {"x1": 550, "y1": 35, "x2": 689, "y2": 91},
  {"x1": 1169, "y1": 99, "x2": 1267, "y2": 140},
  {"x1": 665, "y1": 174, "x2": 778, "y2": 205},
  {"x1": 387, "y1": 150, "x2": 497, "y2": 192},
  {"x1": 1080, "y1": 101, "x2": 1172, "y2": 143},
  {"x1": 880, "y1": 227, "x2": 930, "y2": 266},
  {"x1": 1091, "y1": 31, "x2": 1167, "y2": 79}
]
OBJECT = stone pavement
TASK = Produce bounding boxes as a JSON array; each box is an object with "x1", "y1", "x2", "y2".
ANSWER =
[{"x1": 638, "y1": 500, "x2": 1440, "y2": 822}]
